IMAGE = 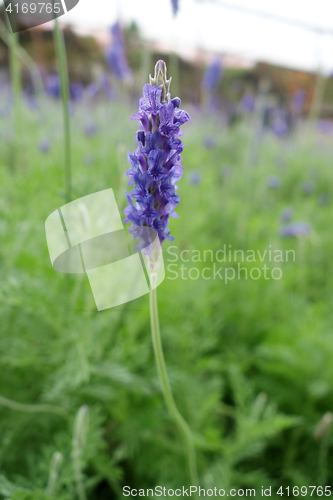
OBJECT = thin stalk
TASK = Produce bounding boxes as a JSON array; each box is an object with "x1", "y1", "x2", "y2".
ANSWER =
[
  {"x1": 0, "y1": 394, "x2": 67, "y2": 418},
  {"x1": 53, "y1": 20, "x2": 71, "y2": 202},
  {"x1": 318, "y1": 435, "x2": 330, "y2": 485},
  {"x1": 308, "y1": 71, "x2": 327, "y2": 136},
  {"x1": 45, "y1": 451, "x2": 63, "y2": 496},
  {"x1": 72, "y1": 405, "x2": 89, "y2": 500},
  {"x1": 0, "y1": 18, "x2": 44, "y2": 95},
  {"x1": 169, "y1": 52, "x2": 179, "y2": 98},
  {"x1": 149, "y1": 276, "x2": 198, "y2": 489},
  {"x1": 7, "y1": 21, "x2": 22, "y2": 171},
  {"x1": 307, "y1": 32, "x2": 326, "y2": 143}
]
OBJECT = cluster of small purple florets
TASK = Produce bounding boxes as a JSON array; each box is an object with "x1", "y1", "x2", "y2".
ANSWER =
[{"x1": 124, "y1": 78, "x2": 190, "y2": 246}]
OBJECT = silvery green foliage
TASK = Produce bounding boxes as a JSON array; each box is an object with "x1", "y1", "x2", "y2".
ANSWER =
[{"x1": 0, "y1": 97, "x2": 333, "y2": 498}]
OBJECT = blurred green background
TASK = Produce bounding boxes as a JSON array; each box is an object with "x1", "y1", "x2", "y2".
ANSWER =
[{"x1": 0, "y1": 1, "x2": 333, "y2": 498}]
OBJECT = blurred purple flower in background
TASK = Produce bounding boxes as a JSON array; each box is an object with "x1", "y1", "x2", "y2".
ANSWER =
[
  {"x1": 124, "y1": 60, "x2": 190, "y2": 245},
  {"x1": 39, "y1": 138, "x2": 50, "y2": 154},
  {"x1": 26, "y1": 93, "x2": 39, "y2": 110},
  {"x1": 201, "y1": 59, "x2": 223, "y2": 92},
  {"x1": 86, "y1": 82, "x2": 99, "y2": 99},
  {"x1": 0, "y1": 103, "x2": 11, "y2": 117},
  {"x1": 203, "y1": 137, "x2": 216, "y2": 149},
  {"x1": 267, "y1": 175, "x2": 281, "y2": 189},
  {"x1": 317, "y1": 119, "x2": 333, "y2": 134},
  {"x1": 281, "y1": 206, "x2": 294, "y2": 222},
  {"x1": 240, "y1": 93, "x2": 255, "y2": 113},
  {"x1": 70, "y1": 82, "x2": 84, "y2": 102},
  {"x1": 171, "y1": 0, "x2": 179, "y2": 16},
  {"x1": 45, "y1": 73, "x2": 60, "y2": 98},
  {"x1": 84, "y1": 123, "x2": 99, "y2": 137},
  {"x1": 270, "y1": 109, "x2": 289, "y2": 138},
  {"x1": 99, "y1": 73, "x2": 115, "y2": 99},
  {"x1": 279, "y1": 221, "x2": 312, "y2": 238},
  {"x1": 188, "y1": 170, "x2": 202, "y2": 185},
  {"x1": 290, "y1": 89, "x2": 306, "y2": 115},
  {"x1": 85, "y1": 74, "x2": 114, "y2": 101},
  {"x1": 302, "y1": 180, "x2": 315, "y2": 195},
  {"x1": 104, "y1": 22, "x2": 132, "y2": 81}
]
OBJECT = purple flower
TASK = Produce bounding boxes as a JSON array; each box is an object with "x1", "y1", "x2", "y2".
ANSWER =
[
  {"x1": 171, "y1": 0, "x2": 179, "y2": 15},
  {"x1": 267, "y1": 175, "x2": 281, "y2": 189},
  {"x1": 26, "y1": 94, "x2": 39, "y2": 110},
  {"x1": 39, "y1": 138, "x2": 50, "y2": 154},
  {"x1": 159, "y1": 103, "x2": 183, "y2": 137},
  {"x1": 290, "y1": 89, "x2": 306, "y2": 115},
  {"x1": 104, "y1": 22, "x2": 132, "y2": 81},
  {"x1": 201, "y1": 59, "x2": 223, "y2": 92},
  {"x1": 271, "y1": 111, "x2": 289, "y2": 137},
  {"x1": 240, "y1": 93, "x2": 255, "y2": 113},
  {"x1": 280, "y1": 207, "x2": 294, "y2": 223},
  {"x1": 86, "y1": 74, "x2": 114, "y2": 100},
  {"x1": 84, "y1": 123, "x2": 98, "y2": 137},
  {"x1": 45, "y1": 73, "x2": 60, "y2": 98},
  {"x1": 188, "y1": 170, "x2": 202, "y2": 185},
  {"x1": 203, "y1": 137, "x2": 215, "y2": 149},
  {"x1": 0, "y1": 103, "x2": 11, "y2": 117},
  {"x1": 99, "y1": 73, "x2": 115, "y2": 100},
  {"x1": 302, "y1": 181, "x2": 315, "y2": 195},
  {"x1": 279, "y1": 222, "x2": 312, "y2": 238},
  {"x1": 317, "y1": 119, "x2": 333, "y2": 134},
  {"x1": 124, "y1": 60, "x2": 190, "y2": 245},
  {"x1": 140, "y1": 84, "x2": 162, "y2": 115},
  {"x1": 70, "y1": 82, "x2": 84, "y2": 102}
]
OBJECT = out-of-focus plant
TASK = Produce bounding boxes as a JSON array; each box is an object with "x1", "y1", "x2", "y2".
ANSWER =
[
  {"x1": 53, "y1": 20, "x2": 72, "y2": 202},
  {"x1": 105, "y1": 22, "x2": 132, "y2": 82}
]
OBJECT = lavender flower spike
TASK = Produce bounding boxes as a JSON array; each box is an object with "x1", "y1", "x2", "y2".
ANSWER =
[
  {"x1": 171, "y1": 0, "x2": 179, "y2": 16},
  {"x1": 124, "y1": 60, "x2": 190, "y2": 246}
]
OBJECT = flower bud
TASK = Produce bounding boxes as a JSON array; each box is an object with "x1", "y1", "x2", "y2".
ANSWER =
[{"x1": 149, "y1": 60, "x2": 172, "y2": 103}]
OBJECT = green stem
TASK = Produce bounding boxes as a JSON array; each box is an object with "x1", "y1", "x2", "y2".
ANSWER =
[
  {"x1": 72, "y1": 405, "x2": 89, "y2": 500},
  {"x1": 308, "y1": 71, "x2": 327, "y2": 139},
  {"x1": 7, "y1": 22, "x2": 21, "y2": 171},
  {"x1": 53, "y1": 20, "x2": 71, "y2": 202},
  {"x1": 149, "y1": 277, "x2": 198, "y2": 488},
  {"x1": 0, "y1": 18, "x2": 44, "y2": 96},
  {"x1": 0, "y1": 394, "x2": 67, "y2": 418},
  {"x1": 169, "y1": 52, "x2": 179, "y2": 98}
]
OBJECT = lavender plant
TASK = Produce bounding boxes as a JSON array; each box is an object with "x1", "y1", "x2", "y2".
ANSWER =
[
  {"x1": 279, "y1": 221, "x2": 312, "y2": 238},
  {"x1": 124, "y1": 60, "x2": 190, "y2": 246},
  {"x1": 171, "y1": 0, "x2": 179, "y2": 16},
  {"x1": 124, "y1": 60, "x2": 198, "y2": 487},
  {"x1": 105, "y1": 22, "x2": 132, "y2": 82},
  {"x1": 201, "y1": 59, "x2": 223, "y2": 93}
]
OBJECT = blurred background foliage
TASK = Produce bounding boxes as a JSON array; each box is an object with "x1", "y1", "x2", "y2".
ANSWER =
[{"x1": 0, "y1": 2, "x2": 332, "y2": 499}]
